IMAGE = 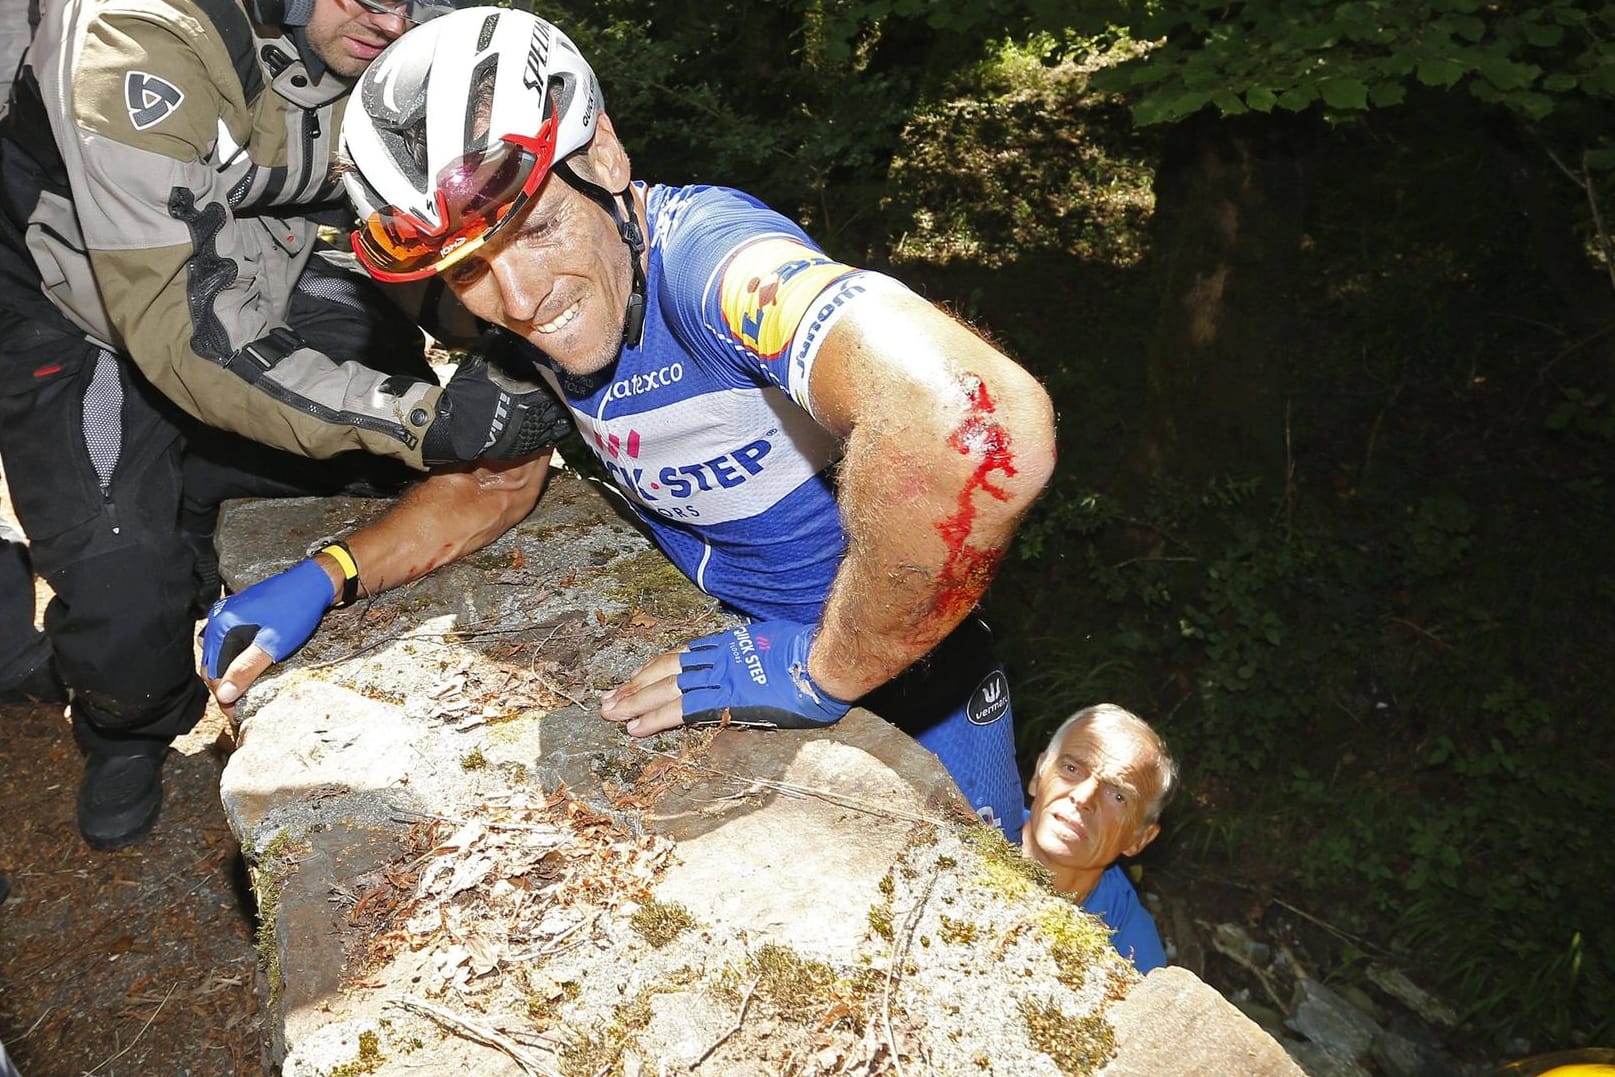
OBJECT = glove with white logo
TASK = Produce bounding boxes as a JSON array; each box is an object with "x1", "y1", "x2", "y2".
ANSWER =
[
  {"x1": 201, "y1": 558, "x2": 335, "y2": 678},
  {"x1": 421, "y1": 353, "x2": 572, "y2": 465},
  {"x1": 676, "y1": 621, "x2": 852, "y2": 728}
]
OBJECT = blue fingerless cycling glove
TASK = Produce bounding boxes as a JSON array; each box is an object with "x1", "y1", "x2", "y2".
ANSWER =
[
  {"x1": 676, "y1": 621, "x2": 852, "y2": 728},
  {"x1": 202, "y1": 558, "x2": 335, "y2": 678}
]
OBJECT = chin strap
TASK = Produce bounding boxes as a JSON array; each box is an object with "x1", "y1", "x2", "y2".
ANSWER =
[{"x1": 554, "y1": 160, "x2": 647, "y2": 349}]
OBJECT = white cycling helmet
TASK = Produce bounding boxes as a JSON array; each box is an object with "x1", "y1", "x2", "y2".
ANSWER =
[{"x1": 341, "y1": 7, "x2": 607, "y2": 283}]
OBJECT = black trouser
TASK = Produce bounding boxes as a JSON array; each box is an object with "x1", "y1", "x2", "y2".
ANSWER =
[{"x1": 0, "y1": 253, "x2": 431, "y2": 755}]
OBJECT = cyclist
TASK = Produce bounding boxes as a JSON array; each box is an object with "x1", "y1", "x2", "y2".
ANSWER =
[{"x1": 204, "y1": 8, "x2": 1056, "y2": 837}]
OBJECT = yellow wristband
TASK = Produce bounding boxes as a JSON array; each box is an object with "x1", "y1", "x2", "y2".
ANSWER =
[{"x1": 318, "y1": 542, "x2": 361, "y2": 607}]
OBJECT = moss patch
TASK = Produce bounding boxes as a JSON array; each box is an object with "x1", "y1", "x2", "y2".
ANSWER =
[
  {"x1": 607, "y1": 550, "x2": 720, "y2": 624},
  {"x1": 1036, "y1": 903, "x2": 1116, "y2": 993},
  {"x1": 1019, "y1": 997, "x2": 1115, "y2": 1076},
  {"x1": 322, "y1": 1028, "x2": 383, "y2": 1077},
  {"x1": 630, "y1": 900, "x2": 697, "y2": 948},
  {"x1": 559, "y1": 992, "x2": 656, "y2": 1077},
  {"x1": 248, "y1": 828, "x2": 304, "y2": 1007}
]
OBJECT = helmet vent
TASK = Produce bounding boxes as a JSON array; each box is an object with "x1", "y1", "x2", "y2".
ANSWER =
[
  {"x1": 475, "y1": 12, "x2": 497, "y2": 51},
  {"x1": 466, "y1": 57, "x2": 499, "y2": 151}
]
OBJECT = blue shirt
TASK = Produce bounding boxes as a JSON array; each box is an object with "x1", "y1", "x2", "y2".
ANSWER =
[{"x1": 1084, "y1": 863, "x2": 1167, "y2": 974}]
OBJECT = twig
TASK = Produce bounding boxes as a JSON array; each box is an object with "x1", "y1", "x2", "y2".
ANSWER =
[
  {"x1": 1268, "y1": 896, "x2": 1394, "y2": 957},
  {"x1": 390, "y1": 997, "x2": 561, "y2": 1077},
  {"x1": 1359, "y1": 378, "x2": 1402, "y2": 488},
  {"x1": 13, "y1": 1007, "x2": 52, "y2": 1043},
  {"x1": 628, "y1": 745, "x2": 954, "y2": 827},
  {"x1": 1283, "y1": 398, "x2": 1295, "y2": 537},
  {"x1": 1107, "y1": 556, "x2": 1197, "y2": 571},
  {"x1": 689, "y1": 973, "x2": 761, "y2": 1070},
  {"x1": 1384, "y1": 616, "x2": 1455, "y2": 652},
  {"x1": 883, "y1": 866, "x2": 941, "y2": 1077},
  {"x1": 81, "y1": 982, "x2": 178, "y2": 1076},
  {"x1": 509, "y1": 912, "x2": 598, "y2": 961}
]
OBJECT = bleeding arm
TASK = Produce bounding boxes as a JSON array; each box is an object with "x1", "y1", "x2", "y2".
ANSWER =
[{"x1": 803, "y1": 290, "x2": 1057, "y2": 701}]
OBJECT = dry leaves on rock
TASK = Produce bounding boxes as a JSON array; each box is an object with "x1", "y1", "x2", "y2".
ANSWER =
[{"x1": 338, "y1": 789, "x2": 672, "y2": 1001}]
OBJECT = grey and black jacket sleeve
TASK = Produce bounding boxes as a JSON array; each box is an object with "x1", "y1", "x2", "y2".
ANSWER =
[{"x1": 22, "y1": 0, "x2": 440, "y2": 468}]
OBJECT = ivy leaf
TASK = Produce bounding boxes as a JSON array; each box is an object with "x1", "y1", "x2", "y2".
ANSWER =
[
  {"x1": 1504, "y1": 90, "x2": 1555, "y2": 120},
  {"x1": 1586, "y1": 148, "x2": 1615, "y2": 171},
  {"x1": 1475, "y1": 56, "x2": 1540, "y2": 92},
  {"x1": 1417, "y1": 57, "x2": 1466, "y2": 87},
  {"x1": 1319, "y1": 77, "x2": 1370, "y2": 110},
  {"x1": 1275, "y1": 82, "x2": 1320, "y2": 111},
  {"x1": 1368, "y1": 81, "x2": 1407, "y2": 107},
  {"x1": 1246, "y1": 85, "x2": 1278, "y2": 112},
  {"x1": 1542, "y1": 73, "x2": 1577, "y2": 93},
  {"x1": 1524, "y1": 23, "x2": 1565, "y2": 48},
  {"x1": 1212, "y1": 88, "x2": 1248, "y2": 115}
]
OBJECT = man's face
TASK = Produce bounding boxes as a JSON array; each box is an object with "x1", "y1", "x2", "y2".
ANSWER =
[
  {"x1": 304, "y1": 0, "x2": 410, "y2": 79},
  {"x1": 1024, "y1": 722, "x2": 1161, "y2": 881},
  {"x1": 441, "y1": 165, "x2": 634, "y2": 378}
]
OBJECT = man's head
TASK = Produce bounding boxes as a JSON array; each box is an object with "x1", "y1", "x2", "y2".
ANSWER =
[
  {"x1": 342, "y1": 7, "x2": 646, "y2": 375},
  {"x1": 299, "y1": 0, "x2": 406, "y2": 78},
  {"x1": 1023, "y1": 704, "x2": 1176, "y2": 895},
  {"x1": 253, "y1": 0, "x2": 454, "y2": 80}
]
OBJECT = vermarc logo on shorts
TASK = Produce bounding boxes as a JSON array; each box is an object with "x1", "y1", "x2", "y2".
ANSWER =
[{"x1": 966, "y1": 669, "x2": 1010, "y2": 726}]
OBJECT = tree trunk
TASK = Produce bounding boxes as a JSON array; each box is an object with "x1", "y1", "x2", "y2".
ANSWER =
[{"x1": 1137, "y1": 111, "x2": 1309, "y2": 488}]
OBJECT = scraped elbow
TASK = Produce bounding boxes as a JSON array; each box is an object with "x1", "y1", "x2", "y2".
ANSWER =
[{"x1": 988, "y1": 367, "x2": 1057, "y2": 516}]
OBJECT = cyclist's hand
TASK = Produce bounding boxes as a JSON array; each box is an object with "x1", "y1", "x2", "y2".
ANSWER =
[
  {"x1": 201, "y1": 558, "x2": 335, "y2": 709},
  {"x1": 599, "y1": 622, "x2": 851, "y2": 737}
]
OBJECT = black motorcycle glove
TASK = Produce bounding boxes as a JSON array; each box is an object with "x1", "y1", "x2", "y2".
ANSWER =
[{"x1": 420, "y1": 354, "x2": 573, "y2": 465}]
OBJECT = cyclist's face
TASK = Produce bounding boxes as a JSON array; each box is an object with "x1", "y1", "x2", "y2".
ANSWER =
[
  {"x1": 304, "y1": 0, "x2": 409, "y2": 79},
  {"x1": 440, "y1": 124, "x2": 637, "y2": 377}
]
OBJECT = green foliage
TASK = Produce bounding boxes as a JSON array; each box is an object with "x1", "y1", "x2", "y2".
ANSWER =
[
  {"x1": 1063, "y1": 0, "x2": 1615, "y2": 152},
  {"x1": 537, "y1": 0, "x2": 1082, "y2": 249},
  {"x1": 887, "y1": 38, "x2": 1157, "y2": 268}
]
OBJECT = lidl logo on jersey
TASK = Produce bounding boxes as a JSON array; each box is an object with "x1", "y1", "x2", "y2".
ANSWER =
[
  {"x1": 572, "y1": 387, "x2": 837, "y2": 526},
  {"x1": 718, "y1": 237, "x2": 856, "y2": 360}
]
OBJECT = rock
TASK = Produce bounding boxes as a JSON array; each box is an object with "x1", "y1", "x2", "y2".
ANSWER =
[
  {"x1": 1213, "y1": 921, "x2": 1273, "y2": 971},
  {"x1": 1372, "y1": 1026, "x2": 1455, "y2": 1077},
  {"x1": 1287, "y1": 977, "x2": 1383, "y2": 1062},
  {"x1": 1230, "y1": 991, "x2": 1288, "y2": 1040},
  {"x1": 1097, "y1": 967, "x2": 1304, "y2": 1076},
  {"x1": 216, "y1": 473, "x2": 1304, "y2": 1076},
  {"x1": 1285, "y1": 1037, "x2": 1375, "y2": 1077},
  {"x1": 1366, "y1": 964, "x2": 1461, "y2": 1030},
  {"x1": 1338, "y1": 983, "x2": 1386, "y2": 1026}
]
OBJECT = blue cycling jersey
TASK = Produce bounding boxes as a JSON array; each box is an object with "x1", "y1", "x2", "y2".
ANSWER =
[
  {"x1": 534, "y1": 183, "x2": 904, "y2": 622},
  {"x1": 529, "y1": 183, "x2": 1024, "y2": 837}
]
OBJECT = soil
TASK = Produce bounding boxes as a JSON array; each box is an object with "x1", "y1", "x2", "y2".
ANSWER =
[{"x1": 0, "y1": 699, "x2": 265, "y2": 1076}]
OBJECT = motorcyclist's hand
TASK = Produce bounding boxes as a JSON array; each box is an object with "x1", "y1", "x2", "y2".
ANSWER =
[
  {"x1": 421, "y1": 354, "x2": 571, "y2": 465},
  {"x1": 200, "y1": 558, "x2": 336, "y2": 711},
  {"x1": 599, "y1": 622, "x2": 851, "y2": 737}
]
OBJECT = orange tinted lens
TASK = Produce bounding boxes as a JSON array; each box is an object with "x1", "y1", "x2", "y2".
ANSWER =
[
  {"x1": 353, "y1": 213, "x2": 466, "y2": 279},
  {"x1": 351, "y1": 118, "x2": 558, "y2": 281}
]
